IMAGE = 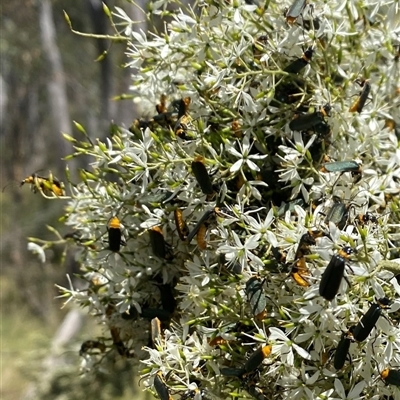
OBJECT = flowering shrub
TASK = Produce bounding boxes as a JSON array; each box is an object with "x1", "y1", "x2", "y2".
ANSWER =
[{"x1": 31, "y1": 0, "x2": 400, "y2": 399}]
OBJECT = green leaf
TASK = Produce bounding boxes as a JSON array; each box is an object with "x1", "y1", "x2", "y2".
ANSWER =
[
  {"x1": 62, "y1": 133, "x2": 77, "y2": 143},
  {"x1": 102, "y1": 2, "x2": 111, "y2": 17},
  {"x1": 73, "y1": 121, "x2": 87, "y2": 134},
  {"x1": 94, "y1": 51, "x2": 107, "y2": 62},
  {"x1": 63, "y1": 11, "x2": 72, "y2": 29}
]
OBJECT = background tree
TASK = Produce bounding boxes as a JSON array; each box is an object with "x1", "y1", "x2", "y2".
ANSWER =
[{"x1": 1, "y1": 1, "x2": 146, "y2": 398}]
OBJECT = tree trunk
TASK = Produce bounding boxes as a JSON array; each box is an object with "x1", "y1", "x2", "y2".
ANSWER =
[
  {"x1": 87, "y1": 0, "x2": 113, "y2": 129},
  {"x1": 38, "y1": 0, "x2": 71, "y2": 167}
]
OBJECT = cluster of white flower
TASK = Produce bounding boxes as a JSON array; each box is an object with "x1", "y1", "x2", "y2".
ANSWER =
[{"x1": 31, "y1": 0, "x2": 400, "y2": 399}]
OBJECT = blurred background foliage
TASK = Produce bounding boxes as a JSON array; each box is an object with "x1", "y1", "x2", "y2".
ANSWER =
[{"x1": 1, "y1": 0, "x2": 151, "y2": 398}]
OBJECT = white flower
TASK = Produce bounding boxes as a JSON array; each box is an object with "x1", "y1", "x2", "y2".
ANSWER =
[
  {"x1": 218, "y1": 232, "x2": 261, "y2": 271},
  {"x1": 333, "y1": 379, "x2": 366, "y2": 400},
  {"x1": 244, "y1": 208, "x2": 276, "y2": 244},
  {"x1": 228, "y1": 134, "x2": 267, "y2": 173},
  {"x1": 27, "y1": 242, "x2": 46, "y2": 263},
  {"x1": 269, "y1": 327, "x2": 311, "y2": 366}
]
